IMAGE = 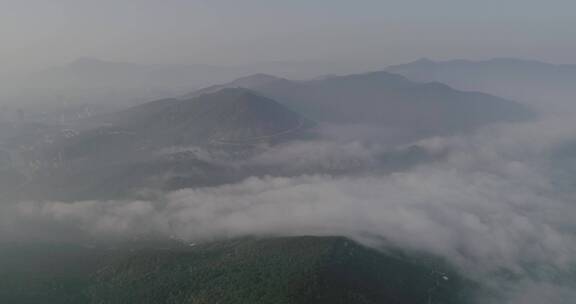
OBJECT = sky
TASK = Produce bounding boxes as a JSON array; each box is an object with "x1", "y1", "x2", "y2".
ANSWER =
[{"x1": 1, "y1": 0, "x2": 575, "y2": 74}]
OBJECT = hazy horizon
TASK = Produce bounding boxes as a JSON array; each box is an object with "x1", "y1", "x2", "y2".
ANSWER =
[
  {"x1": 2, "y1": 0, "x2": 576, "y2": 76},
  {"x1": 2, "y1": 2, "x2": 576, "y2": 303}
]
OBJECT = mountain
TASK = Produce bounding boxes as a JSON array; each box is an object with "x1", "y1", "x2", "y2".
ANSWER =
[
  {"x1": 13, "y1": 70, "x2": 533, "y2": 201},
  {"x1": 59, "y1": 88, "x2": 312, "y2": 160},
  {"x1": 185, "y1": 71, "x2": 533, "y2": 138},
  {"x1": 182, "y1": 74, "x2": 295, "y2": 99},
  {"x1": 0, "y1": 236, "x2": 475, "y2": 304},
  {"x1": 387, "y1": 58, "x2": 576, "y2": 111},
  {"x1": 12, "y1": 70, "x2": 531, "y2": 200},
  {"x1": 14, "y1": 89, "x2": 314, "y2": 201}
]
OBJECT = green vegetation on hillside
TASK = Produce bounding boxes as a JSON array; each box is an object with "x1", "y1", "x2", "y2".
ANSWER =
[{"x1": 0, "y1": 236, "x2": 475, "y2": 303}]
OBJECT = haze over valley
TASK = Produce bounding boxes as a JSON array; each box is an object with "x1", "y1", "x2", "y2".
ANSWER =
[{"x1": 1, "y1": 1, "x2": 576, "y2": 303}]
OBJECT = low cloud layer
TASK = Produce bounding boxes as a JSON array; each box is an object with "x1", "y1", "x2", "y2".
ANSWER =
[{"x1": 2, "y1": 116, "x2": 576, "y2": 303}]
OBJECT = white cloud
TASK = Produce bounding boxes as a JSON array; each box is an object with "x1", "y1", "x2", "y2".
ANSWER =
[{"x1": 2, "y1": 116, "x2": 576, "y2": 303}]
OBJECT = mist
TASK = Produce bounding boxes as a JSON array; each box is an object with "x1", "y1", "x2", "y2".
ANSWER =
[
  {"x1": 2, "y1": 65, "x2": 576, "y2": 303},
  {"x1": 2, "y1": 1, "x2": 576, "y2": 303},
  {"x1": 1, "y1": 0, "x2": 575, "y2": 113},
  {"x1": 3, "y1": 110, "x2": 576, "y2": 302}
]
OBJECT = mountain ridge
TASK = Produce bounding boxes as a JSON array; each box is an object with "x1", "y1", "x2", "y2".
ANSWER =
[
  {"x1": 182, "y1": 70, "x2": 533, "y2": 138},
  {"x1": 387, "y1": 57, "x2": 576, "y2": 111}
]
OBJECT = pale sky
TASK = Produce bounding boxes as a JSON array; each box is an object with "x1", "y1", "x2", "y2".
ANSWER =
[{"x1": 1, "y1": 0, "x2": 575, "y2": 74}]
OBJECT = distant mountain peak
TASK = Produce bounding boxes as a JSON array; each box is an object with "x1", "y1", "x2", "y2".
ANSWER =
[
  {"x1": 188, "y1": 88, "x2": 310, "y2": 143},
  {"x1": 235, "y1": 73, "x2": 286, "y2": 82},
  {"x1": 199, "y1": 87, "x2": 260, "y2": 98},
  {"x1": 194, "y1": 87, "x2": 278, "y2": 108},
  {"x1": 308, "y1": 70, "x2": 412, "y2": 88},
  {"x1": 226, "y1": 73, "x2": 290, "y2": 88},
  {"x1": 181, "y1": 74, "x2": 291, "y2": 100},
  {"x1": 101, "y1": 87, "x2": 313, "y2": 148},
  {"x1": 397, "y1": 57, "x2": 553, "y2": 68},
  {"x1": 413, "y1": 57, "x2": 436, "y2": 64}
]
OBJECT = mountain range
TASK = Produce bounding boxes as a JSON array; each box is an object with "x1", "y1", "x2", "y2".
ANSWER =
[
  {"x1": 13, "y1": 88, "x2": 313, "y2": 200},
  {"x1": 187, "y1": 71, "x2": 532, "y2": 137},
  {"x1": 6, "y1": 68, "x2": 533, "y2": 201},
  {"x1": 60, "y1": 88, "x2": 312, "y2": 161},
  {"x1": 387, "y1": 58, "x2": 576, "y2": 112},
  {"x1": 0, "y1": 62, "x2": 540, "y2": 303}
]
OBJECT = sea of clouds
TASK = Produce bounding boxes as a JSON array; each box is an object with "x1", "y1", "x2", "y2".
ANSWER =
[{"x1": 2, "y1": 114, "x2": 576, "y2": 303}]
